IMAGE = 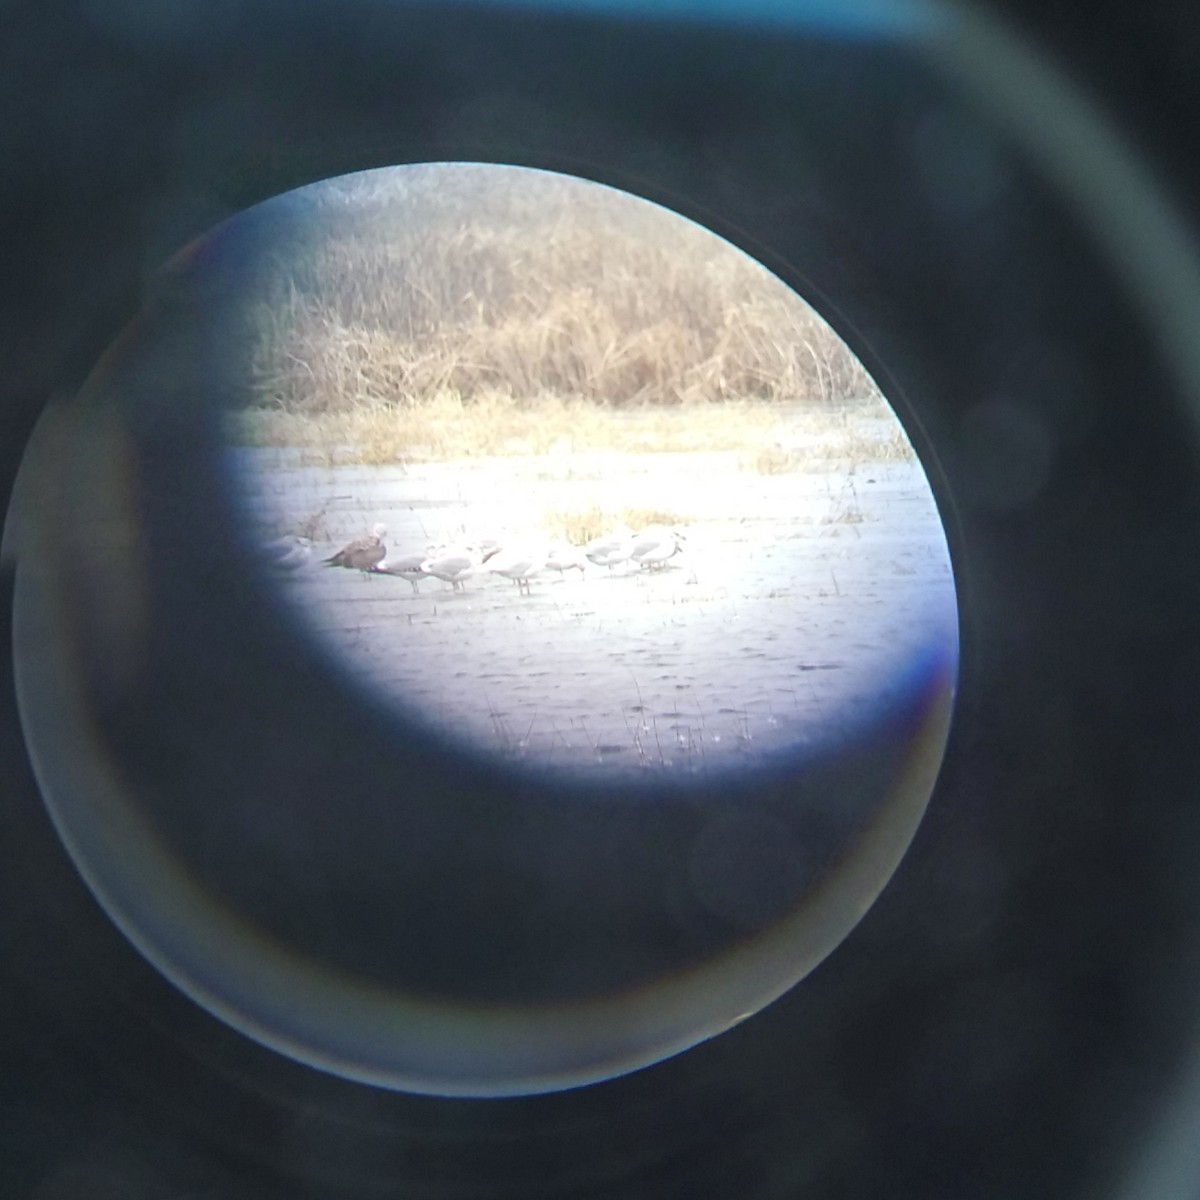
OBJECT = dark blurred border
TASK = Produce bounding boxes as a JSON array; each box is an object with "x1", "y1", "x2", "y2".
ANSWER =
[{"x1": 4, "y1": 1, "x2": 1200, "y2": 1197}]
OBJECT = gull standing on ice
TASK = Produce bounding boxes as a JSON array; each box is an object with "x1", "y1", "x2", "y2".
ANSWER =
[
  {"x1": 584, "y1": 528, "x2": 635, "y2": 574},
  {"x1": 263, "y1": 534, "x2": 313, "y2": 572},
  {"x1": 373, "y1": 551, "x2": 429, "y2": 594},
  {"x1": 544, "y1": 544, "x2": 587, "y2": 580},
  {"x1": 630, "y1": 526, "x2": 686, "y2": 571},
  {"x1": 421, "y1": 544, "x2": 490, "y2": 593},
  {"x1": 488, "y1": 547, "x2": 545, "y2": 596},
  {"x1": 323, "y1": 523, "x2": 387, "y2": 575}
]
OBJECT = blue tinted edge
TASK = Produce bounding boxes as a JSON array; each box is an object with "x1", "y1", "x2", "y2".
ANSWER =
[{"x1": 419, "y1": 0, "x2": 939, "y2": 40}]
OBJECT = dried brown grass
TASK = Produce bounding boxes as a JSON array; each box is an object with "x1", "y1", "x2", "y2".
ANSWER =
[
  {"x1": 232, "y1": 392, "x2": 914, "y2": 467},
  {"x1": 231, "y1": 166, "x2": 882, "y2": 421},
  {"x1": 542, "y1": 506, "x2": 687, "y2": 545},
  {"x1": 223, "y1": 167, "x2": 919, "y2": 469}
]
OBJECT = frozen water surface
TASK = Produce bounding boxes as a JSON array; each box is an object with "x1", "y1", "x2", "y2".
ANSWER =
[{"x1": 234, "y1": 436, "x2": 956, "y2": 782}]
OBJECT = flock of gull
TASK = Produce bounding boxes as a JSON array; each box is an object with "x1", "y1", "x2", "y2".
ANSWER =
[{"x1": 263, "y1": 522, "x2": 686, "y2": 595}]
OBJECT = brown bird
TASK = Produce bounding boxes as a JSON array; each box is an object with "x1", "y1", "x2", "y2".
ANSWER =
[{"x1": 323, "y1": 523, "x2": 387, "y2": 575}]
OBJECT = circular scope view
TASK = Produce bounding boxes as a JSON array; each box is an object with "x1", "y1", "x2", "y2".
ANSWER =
[
  {"x1": 10, "y1": 163, "x2": 957, "y2": 1095},
  {"x1": 229, "y1": 164, "x2": 956, "y2": 782}
]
